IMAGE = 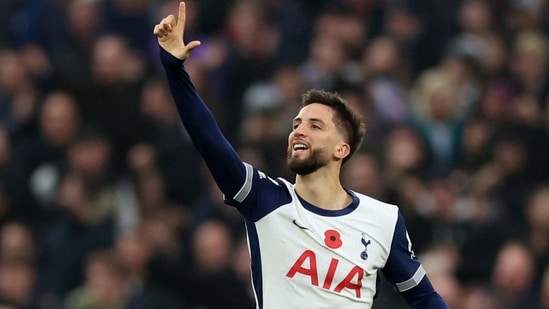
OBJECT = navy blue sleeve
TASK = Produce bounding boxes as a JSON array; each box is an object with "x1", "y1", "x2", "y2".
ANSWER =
[
  {"x1": 400, "y1": 278, "x2": 450, "y2": 309},
  {"x1": 159, "y1": 47, "x2": 246, "y2": 198},
  {"x1": 382, "y1": 212, "x2": 450, "y2": 309}
]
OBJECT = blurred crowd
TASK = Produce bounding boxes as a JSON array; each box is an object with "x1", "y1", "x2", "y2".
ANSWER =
[{"x1": 0, "y1": 0, "x2": 549, "y2": 308}]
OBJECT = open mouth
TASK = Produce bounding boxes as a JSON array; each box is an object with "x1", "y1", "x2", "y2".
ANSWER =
[{"x1": 292, "y1": 143, "x2": 309, "y2": 152}]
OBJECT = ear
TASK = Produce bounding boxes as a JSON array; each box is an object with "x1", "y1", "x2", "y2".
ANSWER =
[{"x1": 334, "y1": 142, "x2": 351, "y2": 160}]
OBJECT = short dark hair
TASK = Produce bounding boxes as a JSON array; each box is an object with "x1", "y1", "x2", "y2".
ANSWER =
[{"x1": 301, "y1": 89, "x2": 366, "y2": 164}]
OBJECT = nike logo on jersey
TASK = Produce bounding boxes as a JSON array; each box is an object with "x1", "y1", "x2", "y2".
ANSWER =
[{"x1": 292, "y1": 219, "x2": 309, "y2": 230}]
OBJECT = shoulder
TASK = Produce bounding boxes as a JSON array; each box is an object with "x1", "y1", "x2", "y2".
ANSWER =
[
  {"x1": 352, "y1": 190, "x2": 400, "y2": 220},
  {"x1": 227, "y1": 164, "x2": 294, "y2": 220},
  {"x1": 346, "y1": 190, "x2": 402, "y2": 251}
]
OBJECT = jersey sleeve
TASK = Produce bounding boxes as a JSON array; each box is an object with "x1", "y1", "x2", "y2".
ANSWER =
[
  {"x1": 382, "y1": 212, "x2": 450, "y2": 308},
  {"x1": 224, "y1": 164, "x2": 292, "y2": 221},
  {"x1": 159, "y1": 47, "x2": 246, "y2": 198}
]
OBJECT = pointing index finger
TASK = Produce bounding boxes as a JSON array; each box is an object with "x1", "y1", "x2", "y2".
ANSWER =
[{"x1": 177, "y1": 2, "x2": 187, "y2": 30}]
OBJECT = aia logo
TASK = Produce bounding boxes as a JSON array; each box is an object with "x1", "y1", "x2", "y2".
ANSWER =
[
  {"x1": 285, "y1": 229, "x2": 370, "y2": 298},
  {"x1": 285, "y1": 250, "x2": 365, "y2": 298}
]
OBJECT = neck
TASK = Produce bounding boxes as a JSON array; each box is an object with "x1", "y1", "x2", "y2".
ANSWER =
[{"x1": 294, "y1": 167, "x2": 351, "y2": 210}]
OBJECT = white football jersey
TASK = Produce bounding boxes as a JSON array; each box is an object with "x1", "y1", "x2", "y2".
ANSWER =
[{"x1": 226, "y1": 163, "x2": 425, "y2": 309}]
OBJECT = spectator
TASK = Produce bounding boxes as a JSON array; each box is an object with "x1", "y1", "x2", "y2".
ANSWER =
[
  {"x1": 80, "y1": 34, "x2": 149, "y2": 171},
  {"x1": 112, "y1": 227, "x2": 186, "y2": 308},
  {"x1": 341, "y1": 151, "x2": 384, "y2": 200},
  {"x1": 137, "y1": 76, "x2": 204, "y2": 205},
  {"x1": 409, "y1": 68, "x2": 467, "y2": 177},
  {"x1": 41, "y1": 167, "x2": 116, "y2": 300},
  {"x1": 46, "y1": 0, "x2": 103, "y2": 94},
  {"x1": 487, "y1": 241, "x2": 541, "y2": 309},
  {"x1": 64, "y1": 249, "x2": 130, "y2": 309},
  {"x1": 28, "y1": 91, "x2": 82, "y2": 211},
  {"x1": 0, "y1": 48, "x2": 39, "y2": 139},
  {"x1": 362, "y1": 35, "x2": 411, "y2": 128},
  {"x1": 183, "y1": 219, "x2": 255, "y2": 309},
  {"x1": 0, "y1": 259, "x2": 39, "y2": 309}
]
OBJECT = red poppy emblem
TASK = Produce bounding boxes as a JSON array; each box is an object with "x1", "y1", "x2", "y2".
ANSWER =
[{"x1": 324, "y1": 229, "x2": 343, "y2": 249}]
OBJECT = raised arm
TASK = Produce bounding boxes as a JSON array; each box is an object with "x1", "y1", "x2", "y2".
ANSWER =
[{"x1": 153, "y1": 2, "x2": 246, "y2": 198}]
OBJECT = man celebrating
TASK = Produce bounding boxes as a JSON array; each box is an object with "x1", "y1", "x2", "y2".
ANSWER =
[{"x1": 153, "y1": 2, "x2": 450, "y2": 308}]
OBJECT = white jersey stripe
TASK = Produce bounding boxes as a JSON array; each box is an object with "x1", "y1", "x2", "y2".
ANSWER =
[
  {"x1": 395, "y1": 265, "x2": 426, "y2": 292},
  {"x1": 233, "y1": 162, "x2": 254, "y2": 202}
]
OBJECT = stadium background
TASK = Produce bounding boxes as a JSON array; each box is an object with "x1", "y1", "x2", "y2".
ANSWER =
[{"x1": 0, "y1": 0, "x2": 549, "y2": 308}]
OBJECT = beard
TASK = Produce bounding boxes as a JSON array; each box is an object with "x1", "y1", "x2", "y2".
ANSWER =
[{"x1": 287, "y1": 147, "x2": 330, "y2": 175}]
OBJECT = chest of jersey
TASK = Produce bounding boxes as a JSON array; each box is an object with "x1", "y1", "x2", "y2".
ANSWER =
[{"x1": 249, "y1": 193, "x2": 398, "y2": 308}]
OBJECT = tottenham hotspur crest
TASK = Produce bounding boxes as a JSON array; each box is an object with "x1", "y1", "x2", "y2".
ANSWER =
[{"x1": 360, "y1": 233, "x2": 371, "y2": 260}]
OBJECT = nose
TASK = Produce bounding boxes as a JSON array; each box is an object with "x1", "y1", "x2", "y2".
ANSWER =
[{"x1": 292, "y1": 124, "x2": 306, "y2": 137}]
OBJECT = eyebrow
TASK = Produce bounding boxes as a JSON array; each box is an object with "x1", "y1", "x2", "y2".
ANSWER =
[{"x1": 293, "y1": 117, "x2": 327, "y2": 125}]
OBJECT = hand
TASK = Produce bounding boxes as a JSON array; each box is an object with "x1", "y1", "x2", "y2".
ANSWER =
[{"x1": 153, "y1": 1, "x2": 201, "y2": 60}]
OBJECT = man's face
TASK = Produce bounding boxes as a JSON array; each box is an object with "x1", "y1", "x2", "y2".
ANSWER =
[{"x1": 287, "y1": 103, "x2": 342, "y2": 175}]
